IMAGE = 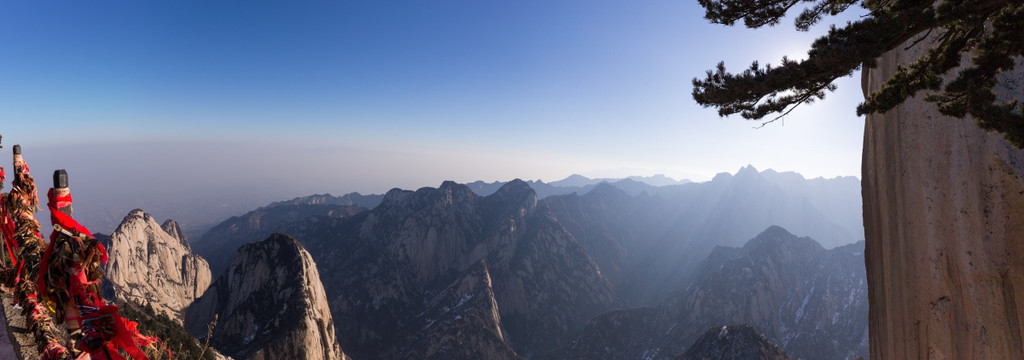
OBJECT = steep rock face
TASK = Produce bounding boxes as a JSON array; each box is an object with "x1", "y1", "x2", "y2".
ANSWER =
[
  {"x1": 105, "y1": 209, "x2": 212, "y2": 322},
  {"x1": 676, "y1": 325, "x2": 791, "y2": 360},
  {"x1": 381, "y1": 261, "x2": 522, "y2": 360},
  {"x1": 862, "y1": 35, "x2": 1024, "y2": 358},
  {"x1": 184, "y1": 233, "x2": 347, "y2": 360},
  {"x1": 276, "y1": 180, "x2": 613, "y2": 358},
  {"x1": 545, "y1": 226, "x2": 868, "y2": 360}
]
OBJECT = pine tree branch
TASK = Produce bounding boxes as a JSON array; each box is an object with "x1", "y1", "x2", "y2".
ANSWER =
[{"x1": 694, "y1": 0, "x2": 1024, "y2": 148}]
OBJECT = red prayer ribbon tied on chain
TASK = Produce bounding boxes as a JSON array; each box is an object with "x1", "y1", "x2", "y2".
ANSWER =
[
  {"x1": 44, "y1": 188, "x2": 96, "y2": 243},
  {"x1": 0, "y1": 167, "x2": 15, "y2": 265},
  {"x1": 38, "y1": 187, "x2": 161, "y2": 360},
  {"x1": 1, "y1": 203, "x2": 16, "y2": 266}
]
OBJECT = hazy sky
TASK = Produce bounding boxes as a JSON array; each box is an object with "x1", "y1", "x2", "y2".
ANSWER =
[{"x1": 1, "y1": 1, "x2": 866, "y2": 228}]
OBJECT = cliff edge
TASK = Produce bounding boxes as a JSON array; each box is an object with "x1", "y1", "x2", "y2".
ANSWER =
[{"x1": 862, "y1": 33, "x2": 1024, "y2": 358}]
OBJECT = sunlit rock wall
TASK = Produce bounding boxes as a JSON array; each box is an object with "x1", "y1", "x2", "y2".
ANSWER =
[{"x1": 862, "y1": 33, "x2": 1024, "y2": 359}]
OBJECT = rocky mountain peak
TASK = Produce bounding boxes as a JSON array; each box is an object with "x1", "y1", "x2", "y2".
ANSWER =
[
  {"x1": 185, "y1": 233, "x2": 347, "y2": 360},
  {"x1": 709, "y1": 165, "x2": 767, "y2": 186},
  {"x1": 255, "y1": 232, "x2": 303, "y2": 254},
  {"x1": 160, "y1": 219, "x2": 190, "y2": 250},
  {"x1": 485, "y1": 179, "x2": 538, "y2": 215},
  {"x1": 736, "y1": 164, "x2": 759, "y2": 175},
  {"x1": 126, "y1": 208, "x2": 145, "y2": 218},
  {"x1": 377, "y1": 188, "x2": 415, "y2": 211},
  {"x1": 676, "y1": 325, "x2": 791, "y2": 360},
  {"x1": 438, "y1": 179, "x2": 462, "y2": 190},
  {"x1": 742, "y1": 226, "x2": 825, "y2": 258},
  {"x1": 497, "y1": 178, "x2": 531, "y2": 192},
  {"x1": 584, "y1": 182, "x2": 631, "y2": 203},
  {"x1": 438, "y1": 180, "x2": 479, "y2": 205},
  {"x1": 105, "y1": 209, "x2": 212, "y2": 323},
  {"x1": 550, "y1": 174, "x2": 593, "y2": 187}
]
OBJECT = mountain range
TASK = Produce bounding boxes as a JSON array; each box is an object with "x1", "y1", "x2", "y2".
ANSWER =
[{"x1": 49, "y1": 166, "x2": 867, "y2": 359}]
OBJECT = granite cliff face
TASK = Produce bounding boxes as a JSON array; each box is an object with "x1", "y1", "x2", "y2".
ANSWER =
[
  {"x1": 104, "y1": 209, "x2": 212, "y2": 322},
  {"x1": 545, "y1": 226, "x2": 868, "y2": 360},
  {"x1": 184, "y1": 233, "x2": 347, "y2": 360},
  {"x1": 862, "y1": 35, "x2": 1024, "y2": 358},
  {"x1": 677, "y1": 325, "x2": 791, "y2": 360}
]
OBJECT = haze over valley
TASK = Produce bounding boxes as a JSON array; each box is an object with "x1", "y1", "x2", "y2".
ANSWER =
[{"x1": 5, "y1": 0, "x2": 1019, "y2": 359}]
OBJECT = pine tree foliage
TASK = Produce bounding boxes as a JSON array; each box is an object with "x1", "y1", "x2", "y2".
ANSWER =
[{"x1": 692, "y1": 0, "x2": 1024, "y2": 148}]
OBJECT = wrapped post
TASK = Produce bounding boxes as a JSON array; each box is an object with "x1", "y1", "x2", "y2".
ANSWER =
[
  {"x1": 40, "y1": 169, "x2": 160, "y2": 359},
  {"x1": 3, "y1": 144, "x2": 72, "y2": 359},
  {"x1": 0, "y1": 134, "x2": 13, "y2": 272}
]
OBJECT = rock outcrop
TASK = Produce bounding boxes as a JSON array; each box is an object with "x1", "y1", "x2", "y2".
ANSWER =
[
  {"x1": 862, "y1": 34, "x2": 1024, "y2": 358},
  {"x1": 105, "y1": 209, "x2": 212, "y2": 322},
  {"x1": 676, "y1": 325, "x2": 791, "y2": 360},
  {"x1": 184, "y1": 233, "x2": 347, "y2": 360}
]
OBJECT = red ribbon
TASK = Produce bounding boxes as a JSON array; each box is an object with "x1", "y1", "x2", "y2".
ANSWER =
[
  {"x1": 68, "y1": 268, "x2": 154, "y2": 360},
  {"x1": 46, "y1": 188, "x2": 96, "y2": 240},
  {"x1": 40, "y1": 187, "x2": 157, "y2": 360},
  {"x1": 1, "y1": 167, "x2": 19, "y2": 266},
  {"x1": 39, "y1": 188, "x2": 109, "y2": 297},
  {"x1": 1, "y1": 203, "x2": 16, "y2": 265}
]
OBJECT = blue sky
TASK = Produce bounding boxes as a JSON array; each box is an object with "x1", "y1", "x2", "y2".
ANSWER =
[{"x1": 1, "y1": 1, "x2": 866, "y2": 201}]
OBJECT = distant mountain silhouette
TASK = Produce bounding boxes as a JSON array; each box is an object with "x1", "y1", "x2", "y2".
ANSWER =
[{"x1": 464, "y1": 173, "x2": 685, "y2": 198}]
